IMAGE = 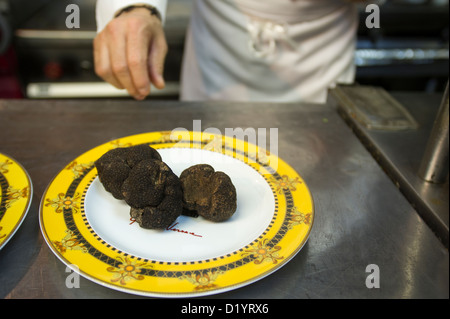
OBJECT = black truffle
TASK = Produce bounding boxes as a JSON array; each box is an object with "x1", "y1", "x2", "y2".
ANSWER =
[
  {"x1": 130, "y1": 183, "x2": 183, "y2": 229},
  {"x1": 95, "y1": 144, "x2": 162, "y2": 200},
  {"x1": 125, "y1": 159, "x2": 183, "y2": 229},
  {"x1": 180, "y1": 164, "x2": 237, "y2": 222},
  {"x1": 96, "y1": 146, "x2": 238, "y2": 229},
  {"x1": 95, "y1": 145, "x2": 183, "y2": 229},
  {"x1": 122, "y1": 159, "x2": 180, "y2": 208}
]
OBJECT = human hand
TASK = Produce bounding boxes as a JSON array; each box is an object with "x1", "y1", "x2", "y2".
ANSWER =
[{"x1": 94, "y1": 7, "x2": 168, "y2": 100}]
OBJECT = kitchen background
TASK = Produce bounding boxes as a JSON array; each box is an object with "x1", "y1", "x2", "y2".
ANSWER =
[{"x1": 0, "y1": 0, "x2": 448, "y2": 99}]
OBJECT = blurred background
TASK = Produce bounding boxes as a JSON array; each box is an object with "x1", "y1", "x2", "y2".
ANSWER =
[{"x1": 0, "y1": 0, "x2": 448, "y2": 99}]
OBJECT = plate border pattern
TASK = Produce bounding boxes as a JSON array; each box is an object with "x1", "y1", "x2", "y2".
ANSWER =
[
  {"x1": 0, "y1": 172, "x2": 9, "y2": 221},
  {"x1": 0, "y1": 153, "x2": 33, "y2": 249}
]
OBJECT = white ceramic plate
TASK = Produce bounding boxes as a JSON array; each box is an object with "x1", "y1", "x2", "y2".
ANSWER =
[
  {"x1": 85, "y1": 148, "x2": 275, "y2": 263},
  {"x1": 40, "y1": 131, "x2": 314, "y2": 297}
]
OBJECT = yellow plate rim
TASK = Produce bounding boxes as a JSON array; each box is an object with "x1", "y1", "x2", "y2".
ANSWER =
[{"x1": 0, "y1": 152, "x2": 33, "y2": 250}]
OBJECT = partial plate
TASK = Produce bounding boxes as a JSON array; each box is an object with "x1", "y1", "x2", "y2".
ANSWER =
[{"x1": 0, "y1": 153, "x2": 33, "y2": 250}]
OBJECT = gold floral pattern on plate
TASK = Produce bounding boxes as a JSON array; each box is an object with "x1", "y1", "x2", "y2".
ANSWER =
[
  {"x1": 4, "y1": 186, "x2": 30, "y2": 209},
  {"x1": 107, "y1": 256, "x2": 150, "y2": 286},
  {"x1": 0, "y1": 159, "x2": 13, "y2": 174},
  {"x1": 66, "y1": 161, "x2": 95, "y2": 179},
  {"x1": 53, "y1": 229, "x2": 88, "y2": 254},
  {"x1": 288, "y1": 207, "x2": 313, "y2": 229},
  {"x1": 241, "y1": 238, "x2": 284, "y2": 265},
  {"x1": 180, "y1": 270, "x2": 226, "y2": 292},
  {"x1": 44, "y1": 192, "x2": 81, "y2": 214},
  {"x1": 0, "y1": 153, "x2": 33, "y2": 250}
]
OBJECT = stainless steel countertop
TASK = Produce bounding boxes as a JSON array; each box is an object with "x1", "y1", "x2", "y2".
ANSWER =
[
  {"x1": 333, "y1": 91, "x2": 449, "y2": 247},
  {"x1": 0, "y1": 97, "x2": 448, "y2": 299}
]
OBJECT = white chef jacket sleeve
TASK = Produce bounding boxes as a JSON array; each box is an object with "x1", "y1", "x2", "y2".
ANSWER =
[{"x1": 96, "y1": 0, "x2": 168, "y2": 32}]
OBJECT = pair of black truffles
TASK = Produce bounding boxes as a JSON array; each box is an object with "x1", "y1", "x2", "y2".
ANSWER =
[{"x1": 95, "y1": 145, "x2": 237, "y2": 229}]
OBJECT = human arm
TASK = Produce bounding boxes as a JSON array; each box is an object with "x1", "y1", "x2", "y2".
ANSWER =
[{"x1": 94, "y1": 0, "x2": 168, "y2": 100}]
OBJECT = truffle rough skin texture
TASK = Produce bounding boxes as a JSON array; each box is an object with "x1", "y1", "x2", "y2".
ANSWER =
[
  {"x1": 95, "y1": 145, "x2": 183, "y2": 229},
  {"x1": 125, "y1": 159, "x2": 183, "y2": 229},
  {"x1": 130, "y1": 185, "x2": 183, "y2": 229},
  {"x1": 95, "y1": 144, "x2": 162, "y2": 200},
  {"x1": 180, "y1": 164, "x2": 237, "y2": 222},
  {"x1": 122, "y1": 159, "x2": 180, "y2": 208},
  {"x1": 127, "y1": 160, "x2": 183, "y2": 229}
]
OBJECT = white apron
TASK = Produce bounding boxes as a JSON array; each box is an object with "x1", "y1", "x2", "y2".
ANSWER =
[{"x1": 180, "y1": 0, "x2": 358, "y2": 103}]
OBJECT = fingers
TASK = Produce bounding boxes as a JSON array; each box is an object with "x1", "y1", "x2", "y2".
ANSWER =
[
  {"x1": 95, "y1": 22, "x2": 143, "y2": 99},
  {"x1": 148, "y1": 29, "x2": 168, "y2": 90},
  {"x1": 127, "y1": 22, "x2": 152, "y2": 97},
  {"x1": 106, "y1": 23, "x2": 144, "y2": 99},
  {"x1": 93, "y1": 33, "x2": 124, "y2": 90},
  {"x1": 94, "y1": 12, "x2": 168, "y2": 100}
]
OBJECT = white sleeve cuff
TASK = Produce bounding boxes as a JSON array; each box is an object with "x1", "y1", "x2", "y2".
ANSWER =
[{"x1": 96, "y1": 0, "x2": 168, "y2": 32}]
